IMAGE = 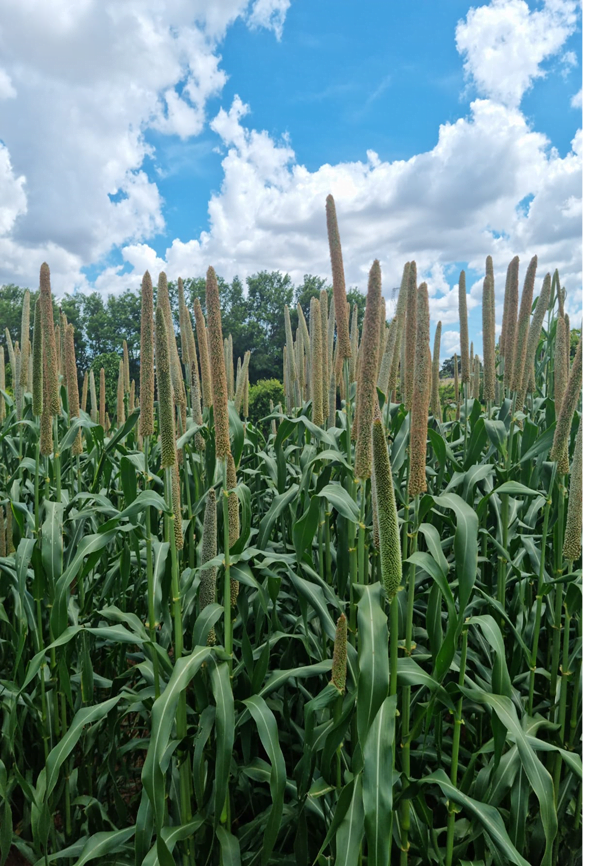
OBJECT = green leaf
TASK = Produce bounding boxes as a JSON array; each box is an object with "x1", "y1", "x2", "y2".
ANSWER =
[
  {"x1": 421, "y1": 769, "x2": 530, "y2": 866},
  {"x1": 74, "y1": 826, "x2": 135, "y2": 865},
  {"x1": 242, "y1": 695, "x2": 286, "y2": 864},
  {"x1": 336, "y1": 775, "x2": 364, "y2": 866},
  {"x1": 142, "y1": 645, "x2": 216, "y2": 831},
  {"x1": 356, "y1": 583, "x2": 388, "y2": 748},
  {"x1": 362, "y1": 696, "x2": 396, "y2": 866},
  {"x1": 210, "y1": 661, "x2": 235, "y2": 826},
  {"x1": 318, "y1": 483, "x2": 359, "y2": 522},
  {"x1": 433, "y1": 494, "x2": 478, "y2": 615}
]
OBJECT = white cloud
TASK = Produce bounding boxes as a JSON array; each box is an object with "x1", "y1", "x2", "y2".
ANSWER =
[
  {"x1": 571, "y1": 88, "x2": 582, "y2": 107},
  {"x1": 456, "y1": 0, "x2": 579, "y2": 107},
  {"x1": 113, "y1": 94, "x2": 580, "y2": 335},
  {"x1": 0, "y1": 0, "x2": 288, "y2": 291},
  {"x1": 247, "y1": 0, "x2": 291, "y2": 39},
  {"x1": 442, "y1": 331, "x2": 461, "y2": 355}
]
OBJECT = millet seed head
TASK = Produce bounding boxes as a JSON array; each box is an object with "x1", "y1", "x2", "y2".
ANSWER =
[
  {"x1": 206, "y1": 266, "x2": 231, "y2": 458},
  {"x1": 354, "y1": 259, "x2": 382, "y2": 479},
  {"x1": 325, "y1": 195, "x2": 352, "y2": 359}
]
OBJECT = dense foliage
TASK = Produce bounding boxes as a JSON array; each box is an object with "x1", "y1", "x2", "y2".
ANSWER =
[{"x1": 0, "y1": 219, "x2": 582, "y2": 867}]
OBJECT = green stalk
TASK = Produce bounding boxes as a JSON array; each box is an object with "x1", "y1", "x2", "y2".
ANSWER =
[
  {"x1": 144, "y1": 437, "x2": 159, "y2": 697},
  {"x1": 446, "y1": 624, "x2": 469, "y2": 866},
  {"x1": 568, "y1": 610, "x2": 581, "y2": 746},
  {"x1": 400, "y1": 495, "x2": 419, "y2": 865},
  {"x1": 222, "y1": 457, "x2": 233, "y2": 663},
  {"x1": 54, "y1": 415, "x2": 61, "y2": 503},
  {"x1": 389, "y1": 595, "x2": 398, "y2": 698},
  {"x1": 528, "y1": 469, "x2": 556, "y2": 714},
  {"x1": 549, "y1": 479, "x2": 565, "y2": 716},
  {"x1": 498, "y1": 418, "x2": 514, "y2": 610},
  {"x1": 165, "y1": 466, "x2": 191, "y2": 831},
  {"x1": 357, "y1": 479, "x2": 366, "y2": 585},
  {"x1": 552, "y1": 598, "x2": 571, "y2": 805},
  {"x1": 324, "y1": 509, "x2": 332, "y2": 586}
]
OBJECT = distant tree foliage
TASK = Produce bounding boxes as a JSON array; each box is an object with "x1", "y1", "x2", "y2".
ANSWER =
[{"x1": 0, "y1": 273, "x2": 418, "y2": 393}]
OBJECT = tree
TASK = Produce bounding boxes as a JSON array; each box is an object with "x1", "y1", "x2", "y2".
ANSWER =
[
  {"x1": 295, "y1": 275, "x2": 330, "y2": 321},
  {"x1": 245, "y1": 271, "x2": 294, "y2": 382}
]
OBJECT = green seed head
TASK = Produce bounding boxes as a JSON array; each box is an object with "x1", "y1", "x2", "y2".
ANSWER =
[
  {"x1": 320, "y1": 289, "x2": 329, "y2": 419},
  {"x1": 155, "y1": 306, "x2": 177, "y2": 469},
  {"x1": 234, "y1": 350, "x2": 250, "y2": 415},
  {"x1": 459, "y1": 271, "x2": 470, "y2": 383},
  {"x1": 206, "y1": 267, "x2": 231, "y2": 458},
  {"x1": 372, "y1": 413, "x2": 403, "y2": 599},
  {"x1": 171, "y1": 462, "x2": 183, "y2": 550},
  {"x1": 325, "y1": 195, "x2": 352, "y2": 359},
  {"x1": 354, "y1": 260, "x2": 382, "y2": 479},
  {"x1": 0, "y1": 346, "x2": 5, "y2": 422},
  {"x1": 408, "y1": 282, "x2": 430, "y2": 498},
  {"x1": 330, "y1": 613, "x2": 348, "y2": 693}
]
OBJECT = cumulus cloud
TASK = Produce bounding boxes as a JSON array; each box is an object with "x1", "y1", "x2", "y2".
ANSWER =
[
  {"x1": 0, "y1": 0, "x2": 287, "y2": 290},
  {"x1": 115, "y1": 93, "x2": 580, "y2": 333},
  {"x1": 571, "y1": 88, "x2": 582, "y2": 108},
  {"x1": 247, "y1": 0, "x2": 291, "y2": 39},
  {"x1": 456, "y1": 0, "x2": 579, "y2": 107}
]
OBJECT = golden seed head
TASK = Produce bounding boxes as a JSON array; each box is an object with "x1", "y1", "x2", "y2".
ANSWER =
[
  {"x1": 408, "y1": 282, "x2": 431, "y2": 498},
  {"x1": 482, "y1": 267, "x2": 496, "y2": 401},
  {"x1": 99, "y1": 367, "x2": 106, "y2": 428},
  {"x1": 563, "y1": 418, "x2": 582, "y2": 561},
  {"x1": 354, "y1": 260, "x2": 382, "y2": 479},
  {"x1": 372, "y1": 412, "x2": 403, "y2": 599},
  {"x1": 554, "y1": 316, "x2": 568, "y2": 415},
  {"x1": 155, "y1": 306, "x2": 177, "y2": 469},
  {"x1": 89, "y1": 369, "x2": 98, "y2": 423},
  {"x1": 512, "y1": 254, "x2": 538, "y2": 394},
  {"x1": 525, "y1": 272, "x2": 552, "y2": 393},
  {"x1": 311, "y1": 297, "x2": 324, "y2": 425},
  {"x1": 330, "y1": 613, "x2": 348, "y2": 693},
  {"x1": 377, "y1": 314, "x2": 397, "y2": 397},
  {"x1": 65, "y1": 324, "x2": 83, "y2": 454},
  {"x1": 81, "y1": 371, "x2": 88, "y2": 414},
  {"x1": 200, "y1": 487, "x2": 218, "y2": 634},
  {"x1": 139, "y1": 271, "x2": 154, "y2": 437},
  {"x1": 32, "y1": 298, "x2": 43, "y2": 417},
  {"x1": 431, "y1": 320, "x2": 442, "y2": 417},
  {"x1": 194, "y1": 298, "x2": 213, "y2": 409},
  {"x1": 20, "y1": 290, "x2": 31, "y2": 388},
  {"x1": 40, "y1": 355, "x2": 54, "y2": 456},
  {"x1": 39, "y1": 263, "x2": 60, "y2": 414},
  {"x1": 550, "y1": 333, "x2": 582, "y2": 474},
  {"x1": 206, "y1": 266, "x2": 231, "y2": 458},
  {"x1": 325, "y1": 195, "x2": 351, "y2": 359},
  {"x1": 117, "y1": 359, "x2": 125, "y2": 427},
  {"x1": 403, "y1": 261, "x2": 418, "y2": 408}
]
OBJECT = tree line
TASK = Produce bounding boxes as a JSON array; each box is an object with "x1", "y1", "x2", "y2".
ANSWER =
[{"x1": 0, "y1": 272, "x2": 368, "y2": 396}]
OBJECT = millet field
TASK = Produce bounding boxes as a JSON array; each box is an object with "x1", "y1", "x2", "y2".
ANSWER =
[{"x1": 0, "y1": 195, "x2": 582, "y2": 866}]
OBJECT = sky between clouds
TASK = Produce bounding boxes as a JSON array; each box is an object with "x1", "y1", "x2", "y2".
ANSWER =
[{"x1": 0, "y1": 0, "x2": 582, "y2": 357}]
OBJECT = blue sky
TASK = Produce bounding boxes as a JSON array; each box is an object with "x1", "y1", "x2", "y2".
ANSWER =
[{"x1": 0, "y1": 0, "x2": 582, "y2": 358}]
